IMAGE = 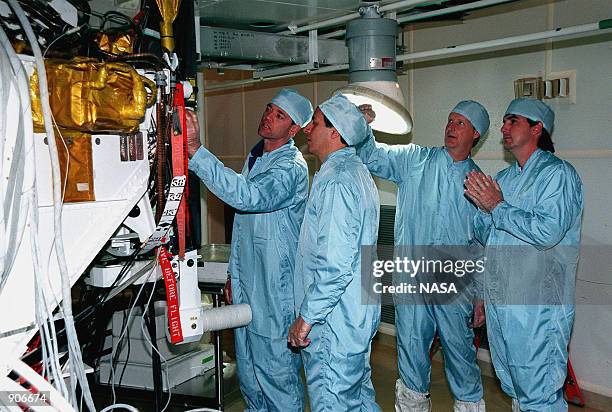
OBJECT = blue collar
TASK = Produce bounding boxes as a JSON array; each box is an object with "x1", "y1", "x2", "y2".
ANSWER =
[
  {"x1": 514, "y1": 148, "x2": 542, "y2": 173},
  {"x1": 323, "y1": 146, "x2": 355, "y2": 163},
  {"x1": 442, "y1": 147, "x2": 471, "y2": 165}
]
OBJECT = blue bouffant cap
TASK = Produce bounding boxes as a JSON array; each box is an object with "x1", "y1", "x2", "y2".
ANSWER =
[
  {"x1": 504, "y1": 98, "x2": 555, "y2": 134},
  {"x1": 319, "y1": 93, "x2": 369, "y2": 146},
  {"x1": 270, "y1": 88, "x2": 313, "y2": 127},
  {"x1": 451, "y1": 100, "x2": 490, "y2": 136}
]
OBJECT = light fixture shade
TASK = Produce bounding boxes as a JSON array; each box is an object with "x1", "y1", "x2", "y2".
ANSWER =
[
  {"x1": 336, "y1": 81, "x2": 413, "y2": 135},
  {"x1": 343, "y1": 11, "x2": 413, "y2": 135}
]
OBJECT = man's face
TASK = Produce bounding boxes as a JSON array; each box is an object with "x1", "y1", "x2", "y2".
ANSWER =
[
  {"x1": 303, "y1": 108, "x2": 334, "y2": 158},
  {"x1": 444, "y1": 112, "x2": 479, "y2": 152},
  {"x1": 500, "y1": 114, "x2": 539, "y2": 152},
  {"x1": 257, "y1": 103, "x2": 296, "y2": 140}
]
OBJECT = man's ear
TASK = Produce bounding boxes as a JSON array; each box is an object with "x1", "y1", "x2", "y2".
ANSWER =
[
  {"x1": 473, "y1": 130, "x2": 481, "y2": 141},
  {"x1": 288, "y1": 124, "x2": 301, "y2": 138},
  {"x1": 330, "y1": 128, "x2": 342, "y2": 141},
  {"x1": 531, "y1": 122, "x2": 543, "y2": 137}
]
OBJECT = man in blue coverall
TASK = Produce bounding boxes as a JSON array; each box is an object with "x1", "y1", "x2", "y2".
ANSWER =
[
  {"x1": 465, "y1": 98, "x2": 583, "y2": 412},
  {"x1": 187, "y1": 88, "x2": 313, "y2": 411},
  {"x1": 287, "y1": 93, "x2": 381, "y2": 411},
  {"x1": 357, "y1": 101, "x2": 489, "y2": 411}
]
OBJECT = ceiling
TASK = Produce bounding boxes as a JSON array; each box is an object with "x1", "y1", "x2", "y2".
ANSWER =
[
  {"x1": 198, "y1": 0, "x2": 405, "y2": 33},
  {"x1": 195, "y1": 0, "x2": 506, "y2": 71},
  {"x1": 196, "y1": 1, "x2": 509, "y2": 35}
]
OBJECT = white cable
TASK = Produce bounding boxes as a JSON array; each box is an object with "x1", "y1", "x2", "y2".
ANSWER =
[
  {"x1": 100, "y1": 404, "x2": 140, "y2": 412},
  {"x1": 6, "y1": 1, "x2": 95, "y2": 409},
  {"x1": 31, "y1": 228, "x2": 69, "y2": 395},
  {"x1": 109, "y1": 261, "x2": 157, "y2": 404},
  {"x1": 32, "y1": 123, "x2": 69, "y2": 390},
  {"x1": 139, "y1": 316, "x2": 171, "y2": 412},
  {"x1": 0, "y1": 21, "x2": 68, "y2": 399},
  {"x1": 12, "y1": 63, "x2": 68, "y2": 412},
  {"x1": 0, "y1": 24, "x2": 31, "y2": 289},
  {"x1": 0, "y1": 32, "x2": 9, "y2": 281},
  {"x1": 138, "y1": 265, "x2": 172, "y2": 412},
  {"x1": 110, "y1": 286, "x2": 150, "y2": 402},
  {"x1": 29, "y1": 172, "x2": 68, "y2": 395},
  {"x1": 43, "y1": 122, "x2": 71, "y2": 310}
]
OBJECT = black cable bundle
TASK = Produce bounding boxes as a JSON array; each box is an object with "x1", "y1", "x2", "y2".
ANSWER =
[{"x1": 0, "y1": 0, "x2": 91, "y2": 56}]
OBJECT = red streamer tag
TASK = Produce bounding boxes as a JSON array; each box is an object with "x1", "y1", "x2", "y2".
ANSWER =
[
  {"x1": 171, "y1": 83, "x2": 189, "y2": 259},
  {"x1": 159, "y1": 247, "x2": 183, "y2": 344}
]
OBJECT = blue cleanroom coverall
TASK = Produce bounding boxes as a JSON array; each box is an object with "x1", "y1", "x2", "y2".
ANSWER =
[
  {"x1": 294, "y1": 147, "x2": 381, "y2": 412},
  {"x1": 357, "y1": 135, "x2": 484, "y2": 404},
  {"x1": 189, "y1": 139, "x2": 308, "y2": 411},
  {"x1": 473, "y1": 149, "x2": 583, "y2": 411}
]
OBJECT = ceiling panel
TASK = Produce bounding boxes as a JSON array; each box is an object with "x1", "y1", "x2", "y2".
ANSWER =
[
  {"x1": 198, "y1": 1, "x2": 523, "y2": 33},
  {"x1": 199, "y1": 0, "x2": 366, "y2": 32}
]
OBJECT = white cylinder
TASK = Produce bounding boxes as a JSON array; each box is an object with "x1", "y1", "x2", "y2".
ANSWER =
[{"x1": 201, "y1": 304, "x2": 252, "y2": 332}]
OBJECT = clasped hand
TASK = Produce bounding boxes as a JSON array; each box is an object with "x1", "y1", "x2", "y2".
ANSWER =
[{"x1": 464, "y1": 171, "x2": 503, "y2": 213}]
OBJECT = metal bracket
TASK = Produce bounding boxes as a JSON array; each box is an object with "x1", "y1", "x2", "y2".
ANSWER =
[{"x1": 359, "y1": 3, "x2": 382, "y2": 18}]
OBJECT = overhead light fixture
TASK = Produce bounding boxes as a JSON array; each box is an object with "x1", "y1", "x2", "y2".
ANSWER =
[{"x1": 336, "y1": 4, "x2": 413, "y2": 135}]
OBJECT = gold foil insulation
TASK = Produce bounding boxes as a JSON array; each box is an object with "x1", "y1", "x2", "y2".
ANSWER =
[
  {"x1": 54, "y1": 130, "x2": 95, "y2": 202},
  {"x1": 95, "y1": 32, "x2": 135, "y2": 55},
  {"x1": 156, "y1": 0, "x2": 181, "y2": 52},
  {"x1": 30, "y1": 58, "x2": 156, "y2": 133}
]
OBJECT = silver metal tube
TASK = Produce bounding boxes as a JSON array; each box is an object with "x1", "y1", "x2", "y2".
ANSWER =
[
  {"x1": 396, "y1": 21, "x2": 603, "y2": 62},
  {"x1": 320, "y1": 28, "x2": 346, "y2": 39},
  {"x1": 379, "y1": 0, "x2": 442, "y2": 13},
  {"x1": 397, "y1": 0, "x2": 514, "y2": 24}
]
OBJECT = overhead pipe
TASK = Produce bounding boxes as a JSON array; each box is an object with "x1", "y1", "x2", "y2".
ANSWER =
[
  {"x1": 280, "y1": 0, "x2": 437, "y2": 35},
  {"x1": 397, "y1": 0, "x2": 515, "y2": 24},
  {"x1": 205, "y1": 19, "x2": 612, "y2": 93},
  {"x1": 379, "y1": 0, "x2": 441, "y2": 13},
  {"x1": 321, "y1": 0, "x2": 515, "y2": 39},
  {"x1": 396, "y1": 19, "x2": 612, "y2": 61}
]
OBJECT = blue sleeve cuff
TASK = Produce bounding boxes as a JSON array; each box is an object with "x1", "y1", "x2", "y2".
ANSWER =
[
  {"x1": 188, "y1": 145, "x2": 209, "y2": 171},
  {"x1": 299, "y1": 312, "x2": 317, "y2": 326},
  {"x1": 477, "y1": 209, "x2": 490, "y2": 218},
  {"x1": 490, "y1": 200, "x2": 508, "y2": 228}
]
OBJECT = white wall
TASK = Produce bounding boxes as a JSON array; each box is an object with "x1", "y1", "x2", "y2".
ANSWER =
[
  {"x1": 393, "y1": 0, "x2": 612, "y2": 396},
  {"x1": 201, "y1": 72, "x2": 349, "y2": 242}
]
